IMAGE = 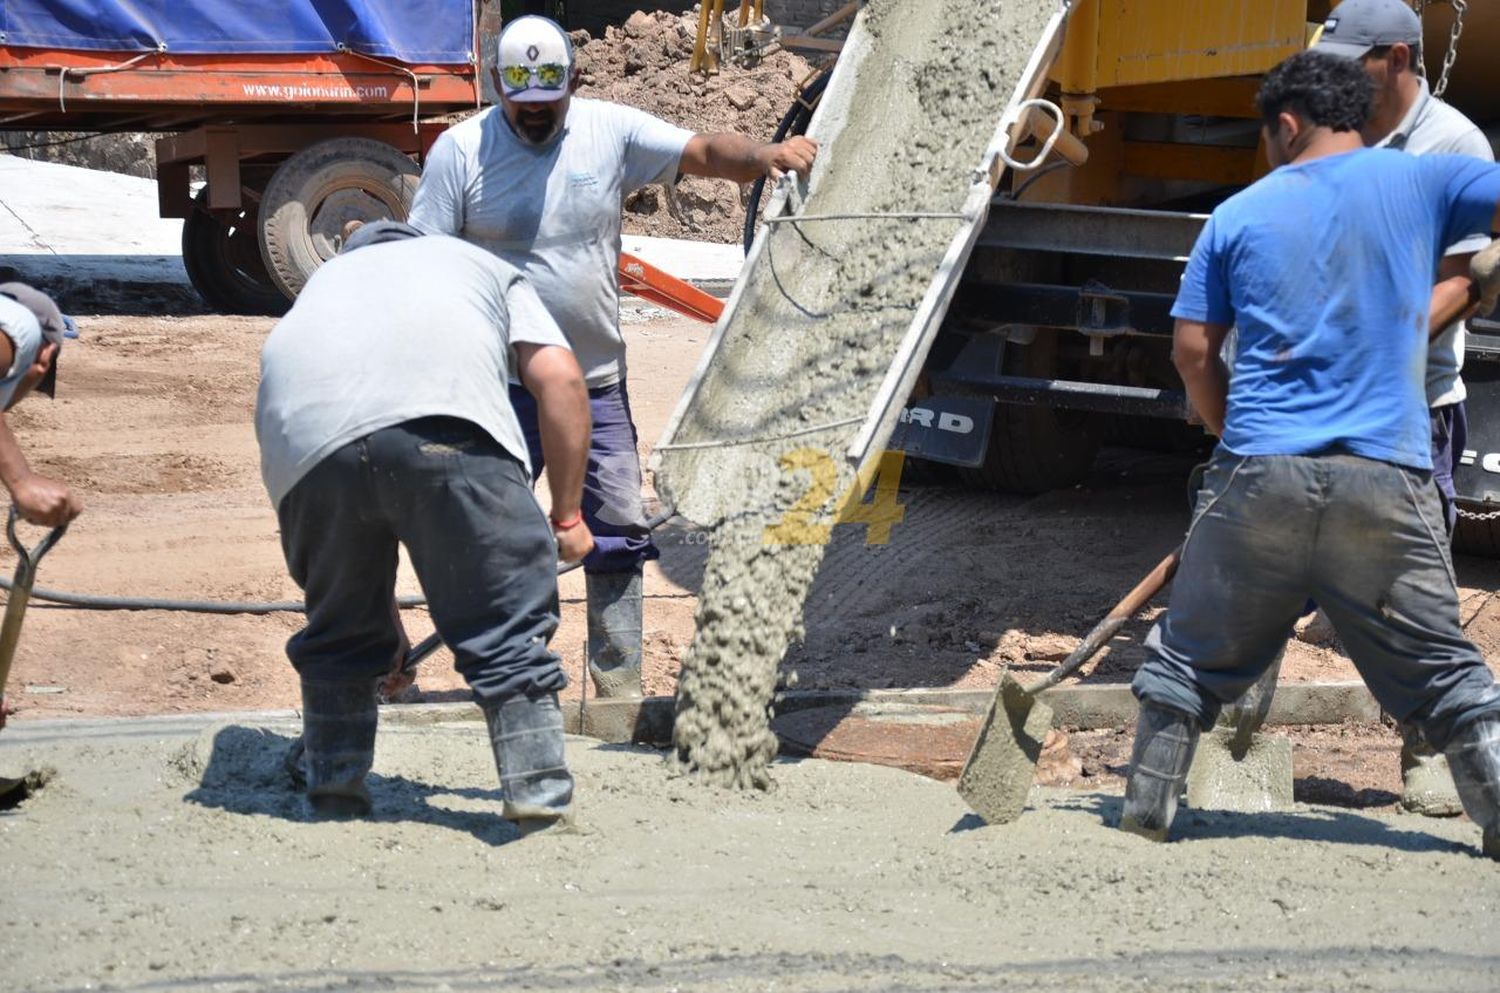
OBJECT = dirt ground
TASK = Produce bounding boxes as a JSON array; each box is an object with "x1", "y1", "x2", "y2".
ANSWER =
[
  {"x1": 8, "y1": 307, "x2": 1500, "y2": 717},
  {"x1": 4, "y1": 304, "x2": 1500, "y2": 807}
]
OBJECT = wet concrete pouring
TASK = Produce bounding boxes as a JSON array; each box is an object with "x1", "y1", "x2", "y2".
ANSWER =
[{"x1": 667, "y1": 0, "x2": 1058, "y2": 787}]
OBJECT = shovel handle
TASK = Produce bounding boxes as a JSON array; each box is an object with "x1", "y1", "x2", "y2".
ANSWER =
[
  {"x1": 1028, "y1": 545, "x2": 1182, "y2": 695},
  {"x1": 0, "y1": 507, "x2": 67, "y2": 699}
]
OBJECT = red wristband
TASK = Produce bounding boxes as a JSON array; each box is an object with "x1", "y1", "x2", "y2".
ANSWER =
[{"x1": 551, "y1": 511, "x2": 583, "y2": 531}]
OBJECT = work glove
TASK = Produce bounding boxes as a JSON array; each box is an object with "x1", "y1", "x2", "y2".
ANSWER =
[{"x1": 1471, "y1": 238, "x2": 1500, "y2": 317}]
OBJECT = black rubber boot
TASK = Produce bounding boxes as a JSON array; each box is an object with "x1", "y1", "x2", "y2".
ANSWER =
[
  {"x1": 586, "y1": 569, "x2": 644, "y2": 699},
  {"x1": 1120, "y1": 703, "x2": 1200, "y2": 842},
  {"x1": 1443, "y1": 715, "x2": 1500, "y2": 859},
  {"x1": 300, "y1": 676, "x2": 379, "y2": 819},
  {"x1": 484, "y1": 692, "x2": 574, "y2": 834}
]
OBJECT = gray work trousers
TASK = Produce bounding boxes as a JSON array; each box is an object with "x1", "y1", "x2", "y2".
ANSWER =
[
  {"x1": 1133, "y1": 450, "x2": 1500, "y2": 750},
  {"x1": 277, "y1": 417, "x2": 566, "y2": 706}
]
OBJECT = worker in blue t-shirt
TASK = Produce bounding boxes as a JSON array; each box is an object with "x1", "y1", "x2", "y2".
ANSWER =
[{"x1": 1119, "y1": 51, "x2": 1500, "y2": 859}]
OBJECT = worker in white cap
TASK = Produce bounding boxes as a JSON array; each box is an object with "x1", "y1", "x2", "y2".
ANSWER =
[
  {"x1": 1315, "y1": 0, "x2": 1495, "y2": 819},
  {"x1": 410, "y1": 15, "x2": 818, "y2": 700}
]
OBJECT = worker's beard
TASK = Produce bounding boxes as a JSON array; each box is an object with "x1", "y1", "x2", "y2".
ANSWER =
[{"x1": 512, "y1": 104, "x2": 565, "y2": 146}]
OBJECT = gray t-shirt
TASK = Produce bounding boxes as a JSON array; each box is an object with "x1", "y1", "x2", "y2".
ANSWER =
[
  {"x1": 408, "y1": 98, "x2": 694, "y2": 388},
  {"x1": 1376, "y1": 77, "x2": 1496, "y2": 408},
  {"x1": 255, "y1": 235, "x2": 569, "y2": 507},
  {"x1": 0, "y1": 293, "x2": 42, "y2": 408}
]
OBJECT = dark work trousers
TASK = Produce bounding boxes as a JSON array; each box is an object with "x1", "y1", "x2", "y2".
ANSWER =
[
  {"x1": 277, "y1": 417, "x2": 566, "y2": 706},
  {"x1": 1431, "y1": 400, "x2": 1469, "y2": 536},
  {"x1": 508, "y1": 380, "x2": 659, "y2": 574},
  {"x1": 1133, "y1": 450, "x2": 1500, "y2": 750}
]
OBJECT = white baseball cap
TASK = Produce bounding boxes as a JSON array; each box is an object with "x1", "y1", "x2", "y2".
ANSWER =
[{"x1": 497, "y1": 16, "x2": 574, "y2": 104}]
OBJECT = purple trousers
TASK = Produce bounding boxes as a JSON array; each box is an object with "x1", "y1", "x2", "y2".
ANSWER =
[
  {"x1": 508, "y1": 381, "x2": 659, "y2": 574},
  {"x1": 1431, "y1": 401, "x2": 1468, "y2": 536}
]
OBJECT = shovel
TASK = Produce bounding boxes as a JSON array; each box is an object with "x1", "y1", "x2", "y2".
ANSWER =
[
  {"x1": 958, "y1": 545, "x2": 1181, "y2": 825},
  {"x1": 0, "y1": 506, "x2": 68, "y2": 803}
]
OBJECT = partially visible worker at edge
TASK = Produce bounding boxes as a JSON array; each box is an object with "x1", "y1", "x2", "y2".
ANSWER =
[
  {"x1": 1119, "y1": 51, "x2": 1500, "y2": 859},
  {"x1": 0, "y1": 283, "x2": 80, "y2": 731},
  {"x1": 1314, "y1": 0, "x2": 1495, "y2": 820},
  {"x1": 255, "y1": 221, "x2": 593, "y2": 832},
  {"x1": 408, "y1": 15, "x2": 818, "y2": 700}
]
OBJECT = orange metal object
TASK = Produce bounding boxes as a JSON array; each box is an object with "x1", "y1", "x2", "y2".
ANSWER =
[
  {"x1": 617, "y1": 252, "x2": 724, "y2": 325},
  {"x1": 0, "y1": 48, "x2": 479, "y2": 129}
]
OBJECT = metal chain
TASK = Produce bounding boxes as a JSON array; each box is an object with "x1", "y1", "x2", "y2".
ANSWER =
[
  {"x1": 1456, "y1": 502, "x2": 1500, "y2": 523},
  {"x1": 1433, "y1": 0, "x2": 1467, "y2": 99}
]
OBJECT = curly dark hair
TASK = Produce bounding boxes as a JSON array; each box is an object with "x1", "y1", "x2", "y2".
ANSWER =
[{"x1": 1255, "y1": 50, "x2": 1374, "y2": 133}]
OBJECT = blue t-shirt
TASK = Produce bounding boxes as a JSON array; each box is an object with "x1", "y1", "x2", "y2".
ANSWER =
[{"x1": 1172, "y1": 147, "x2": 1500, "y2": 469}]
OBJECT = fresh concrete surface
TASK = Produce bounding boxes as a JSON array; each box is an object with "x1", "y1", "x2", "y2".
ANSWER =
[{"x1": 3, "y1": 716, "x2": 1499, "y2": 993}]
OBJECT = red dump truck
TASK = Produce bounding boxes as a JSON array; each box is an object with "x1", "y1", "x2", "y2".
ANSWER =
[{"x1": 0, "y1": 0, "x2": 506, "y2": 313}]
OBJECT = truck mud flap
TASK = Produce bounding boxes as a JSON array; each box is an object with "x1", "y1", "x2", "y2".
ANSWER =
[{"x1": 889, "y1": 394, "x2": 994, "y2": 468}]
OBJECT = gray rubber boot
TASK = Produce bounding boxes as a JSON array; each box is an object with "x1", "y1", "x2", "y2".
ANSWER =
[
  {"x1": 300, "y1": 676, "x2": 380, "y2": 819},
  {"x1": 1120, "y1": 703, "x2": 1201, "y2": 842},
  {"x1": 586, "y1": 569, "x2": 644, "y2": 699},
  {"x1": 1400, "y1": 725, "x2": 1463, "y2": 817},
  {"x1": 484, "y1": 692, "x2": 575, "y2": 834},
  {"x1": 1443, "y1": 715, "x2": 1500, "y2": 859}
]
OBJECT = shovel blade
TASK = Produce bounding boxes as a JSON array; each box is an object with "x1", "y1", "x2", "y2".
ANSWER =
[{"x1": 958, "y1": 675, "x2": 1054, "y2": 824}]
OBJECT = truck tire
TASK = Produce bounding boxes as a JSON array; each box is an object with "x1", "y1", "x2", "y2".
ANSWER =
[
  {"x1": 180, "y1": 187, "x2": 289, "y2": 316},
  {"x1": 1453, "y1": 503, "x2": 1500, "y2": 557},
  {"x1": 258, "y1": 137, "x2": 420, "y2": 300},
  {"x1": 956, "y1": 336, "x2": 1099, "y2": 494},
  {"x1": 957, "y1": 402, "x2": 1099, "y2": 494}
]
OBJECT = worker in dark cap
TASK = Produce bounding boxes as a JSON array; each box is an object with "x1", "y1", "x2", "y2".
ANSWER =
[
  {"x1": 0, "y1": 281, "x2": 80, "y2": 730},
  {"x1": 257, "y1": 220, "x2": 592, "y2": 832},
  {"x1": 0, "y1": 282, "x2": 79, "y2": 527}
]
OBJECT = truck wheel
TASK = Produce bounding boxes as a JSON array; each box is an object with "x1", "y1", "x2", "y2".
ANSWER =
[
  {"x1": 1453, "y1": 504, "x2": 1500, "y2": 557},
  {"x1": 957, "y1": 402, "x2": 1099, "y2": 494},
  {"x1": 956, "y1": 336, "x2": 1099, "y2": 494},
  {"x1": 181, "y1": 187, "x2": 289, "y2": 316},
  {"x1": 258, "y1": 138, "x2": 420, "y2": 300}
]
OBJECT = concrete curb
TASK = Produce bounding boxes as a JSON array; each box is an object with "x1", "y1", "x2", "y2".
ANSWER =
[{"x1": 2, "y1": 681, "x2": 1384, "y2": 747}]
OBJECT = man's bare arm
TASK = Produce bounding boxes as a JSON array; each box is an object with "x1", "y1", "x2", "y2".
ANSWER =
[
  {"x1": 1173, "y1": 319, "x2": 1232, "y2": 438},
  {"x1": 678, "y1": 133, "x2": 817, "y2": 184},
  {"x1": 1428, "y1": 253, "x2": 1481, "y2": 340},
  {"x1": 514, "y1": 342, "x2": 593, "y2": 563}
]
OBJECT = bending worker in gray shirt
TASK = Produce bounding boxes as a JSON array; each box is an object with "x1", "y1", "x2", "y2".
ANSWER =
[{"x1": 256, "y1": 221, "x2": 592, "y2": 833}]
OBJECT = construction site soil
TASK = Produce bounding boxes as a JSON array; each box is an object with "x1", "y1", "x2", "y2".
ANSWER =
[
  {"x1": 5, "y1": 308, "x2": 1500, "y2": 780},
  {"x1": 574, "y1": 9, "x2": 823, "y2": 244}
]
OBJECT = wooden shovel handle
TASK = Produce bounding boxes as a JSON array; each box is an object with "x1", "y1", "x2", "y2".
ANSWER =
[{"x1": 1029, "y1": 545, "x2": 1182, "y2": 694}]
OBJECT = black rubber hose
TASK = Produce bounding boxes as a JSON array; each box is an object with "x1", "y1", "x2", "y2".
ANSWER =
[
  {"x1": 1, "y1": 509, "x2": 677, "y2": 614},
  {"x1": 742, "y1": 69, "x2": 834, "y2": 255}
]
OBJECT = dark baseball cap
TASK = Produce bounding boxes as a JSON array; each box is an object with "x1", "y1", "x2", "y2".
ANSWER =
[
  {"x1": 0, "y1": 282, "x2": 72, "y2": 398},
  {"x1": 1315, "y1": 0, "x2": 1422, "y2": 59}
]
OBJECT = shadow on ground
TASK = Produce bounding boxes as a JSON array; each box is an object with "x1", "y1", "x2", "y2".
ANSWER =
[{"x1": 181, "y1": 724, "x2": 524, "y2": 846}]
